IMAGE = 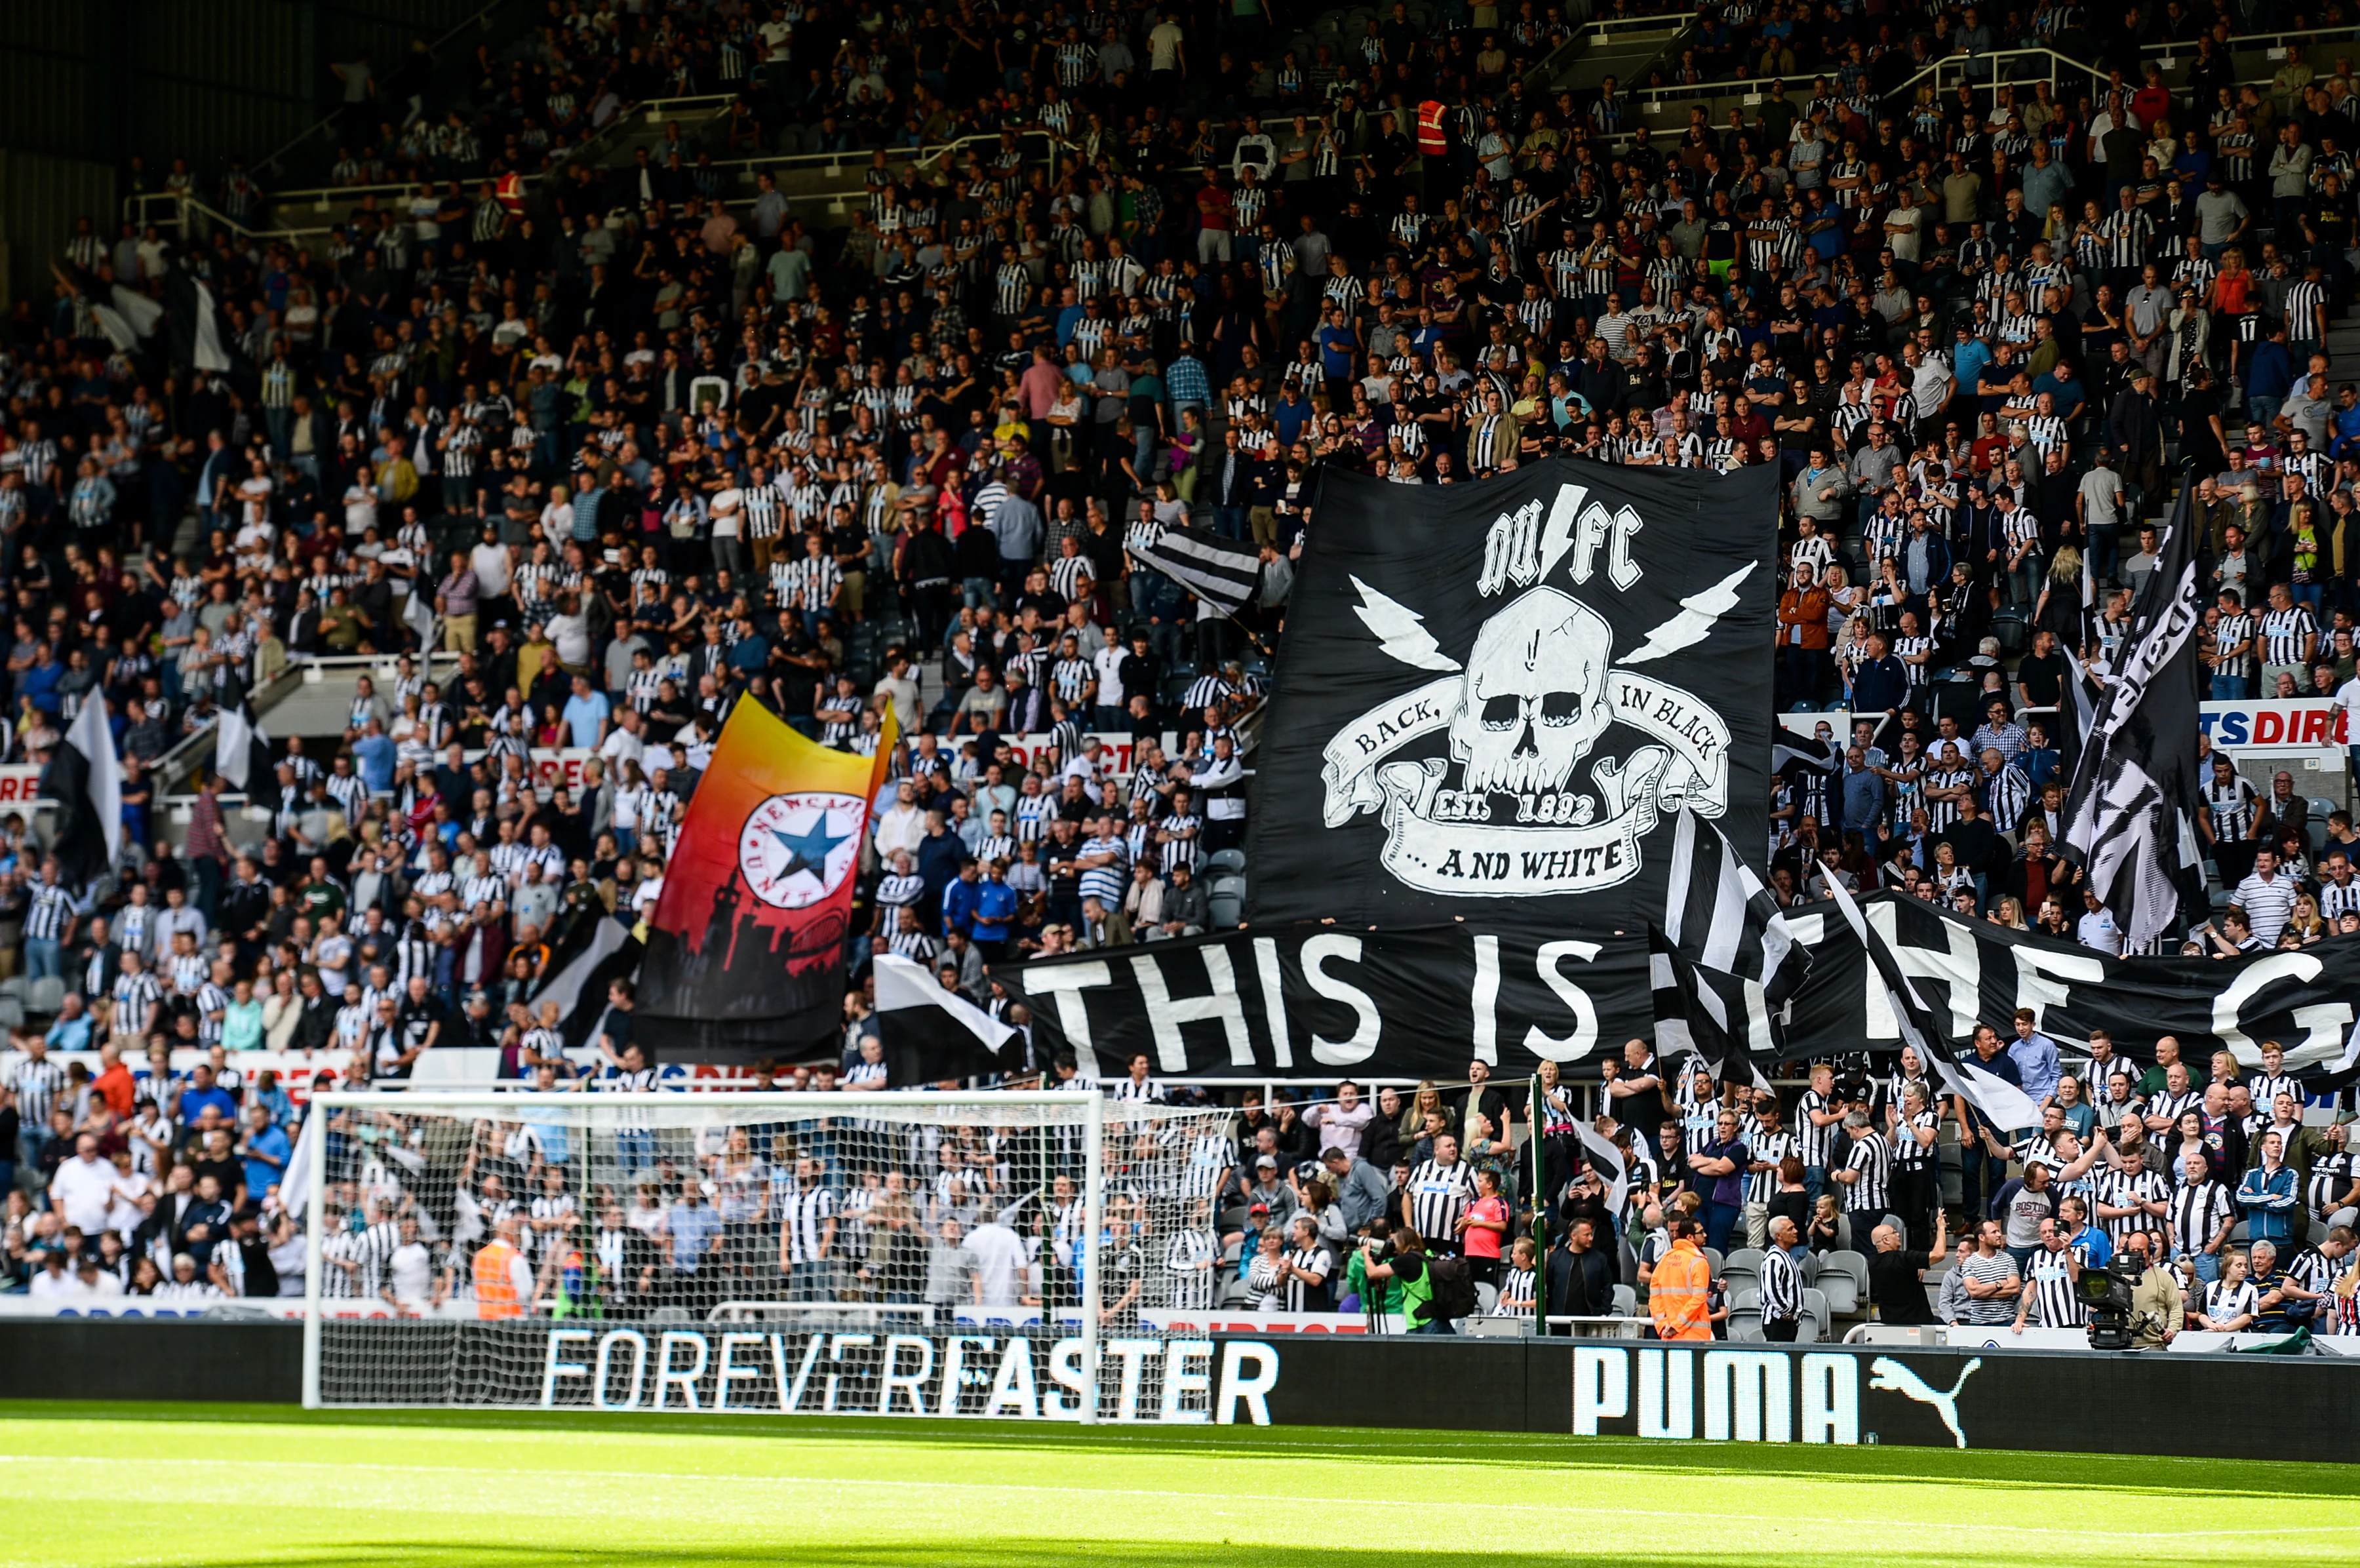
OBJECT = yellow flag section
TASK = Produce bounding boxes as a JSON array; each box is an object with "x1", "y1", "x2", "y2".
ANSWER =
[{"x1": 637, "y1": 696, "x2": 897, "y2": 1058}]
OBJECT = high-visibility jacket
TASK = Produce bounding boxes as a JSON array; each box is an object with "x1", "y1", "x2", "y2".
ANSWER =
[
  {"x1": 473, "y1": 1240, "x2": 526, "y2": 1320},
  {"x1": 1416, "y1": 100, "x2": 1449, "y2": 155},
  {"x1": 1648, "y1": 1237, "x2": 1712, "y2": 1341}
]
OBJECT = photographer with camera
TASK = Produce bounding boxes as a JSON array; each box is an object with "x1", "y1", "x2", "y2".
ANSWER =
[
  {"x1": 1358, "y1": 1224, "x2": 1470, "y2": 1335},
  {"x1": 2119, "y1": 1230, "x2": 2184, "y2": 1348}
]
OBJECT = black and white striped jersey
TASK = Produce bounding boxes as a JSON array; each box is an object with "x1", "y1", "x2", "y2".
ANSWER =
[
  {"x1": 1405, "y1": 1158, "x2": 1471, "y2": 1245},
  {"x1": 1839, "y1": 1132, "x2": 1889, "y2": 1213}
]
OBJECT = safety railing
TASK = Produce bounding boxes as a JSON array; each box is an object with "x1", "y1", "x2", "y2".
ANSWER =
[
  {"x1": 1622, "y1": 19, "x2": 2360, "y2": 113},
  {"x1": 252, "y1": 0, "x2": 527, "y2": 180}
]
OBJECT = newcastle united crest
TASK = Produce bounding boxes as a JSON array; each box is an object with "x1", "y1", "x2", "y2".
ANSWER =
[{"x1": 1316, "y1": 481, "x2": 1752, "y2": 898}]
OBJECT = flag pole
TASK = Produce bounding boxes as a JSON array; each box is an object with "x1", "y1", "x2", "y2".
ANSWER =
[{"x1": 1528, "y1": 1072, "x2": 1546, "y2": 1335}]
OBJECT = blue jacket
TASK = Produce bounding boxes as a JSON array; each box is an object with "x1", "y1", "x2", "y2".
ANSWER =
[
  {"x1": 939, "y1": 874, "x2": 981, "y2": 937},
  {"x1": 2246, "y1": 340, "x2": 2294, "y2": 401},
  {"x1": 2235, "y1": 1161, "x2": 2299, "y2": 1243}
]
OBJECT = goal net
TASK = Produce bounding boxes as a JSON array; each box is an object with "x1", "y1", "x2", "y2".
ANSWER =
[{"x1": 302, "y1": 1091, "x2": 1245, "y2": 1420}]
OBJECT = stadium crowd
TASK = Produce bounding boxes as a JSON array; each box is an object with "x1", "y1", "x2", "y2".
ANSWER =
[{"x1": 0, "y1": 0, "x2": 2356, "y2": 1343}]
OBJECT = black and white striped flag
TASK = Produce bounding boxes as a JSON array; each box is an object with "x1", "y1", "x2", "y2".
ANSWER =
[
  {"x1": 1649, "y1": 808, "x2": 1807, "y2": 1086},
  {"x1": 1816, "y1": 869, "x2": 2043, "y2": 1130},
  {"x1": 2059, "y1": 481, "x2": 2207, "y2": 951},
  {"x1": 1125, "y1": 519, "x2": 1263, "y2": 616},
  {"x1": 41, "y1": 695, "x2": 122, "y2": 886},
  {"x1": 215, "y1": 696, "x2": 275, "y2": 795},
  {"x1": 875, "y1": 953, "x2": 1021, "y2": 1083}
]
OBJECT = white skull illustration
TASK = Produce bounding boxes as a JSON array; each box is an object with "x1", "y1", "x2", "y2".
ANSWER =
[{"x1": 1448, "y1": 587, "x2": 1616, "y2": 795}]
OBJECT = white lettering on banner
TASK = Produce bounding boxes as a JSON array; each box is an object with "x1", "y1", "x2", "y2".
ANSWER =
[
  {"x1": 543, "y1": 1328, "x2": 593, "y2": 1406},
  {"x1": 1021, "y1": 962, "x2": 1112, "y2": 1078},
  {"x1": 941, "y1": 1335, "x2": 993, "y2": 1417},
  {"x1": 1160, "y1": 1341, "x2": 1216, "y2": 1424},
  {"x1": 2198, "y1": 699, "x2": 2350, "y2": 750},
  {"x1": 1573, "y1": 1344, "x2": 1630, "y2": 1436},
  {"x1": 1864, "y1": 901, "x2": 1981, "y2": 1040},
  {"x1": 1800, "y1": 1353, "x2": 1860, "y2": 1445},
  {"x1": 879, "y1": 1334, "x2": 934, "y2": 1415},
  {"x1": 656, "y1": 1329, "x2": 709, "y2": 1409},
  {"x1": 1570, "y1": 1350, "x2": 1878, "y2": 1446},
  {"x1": 2009, "y1": 947, "x2": 2106, "y2": 1034},
  {"x1": 713, "y1": 1333, "x2": 767, "y2": 1411},
  {"x1": 986, "y1": 1338, "x2": 1039, "y2": 1419},
  {"x1": 1525, "y1": 939, "x2": 1603, "y2": 1061},
  {"x1": 1322, "y1": 502, "x2": 1752, "y2": 902},
  {"x1": 2212, "y1": 952, "x2": 2348, "y2": 1067},
  {"x1": 543, "y1": 1330, "x2": 1274, "y2": 1421},
  {"x1": 594, "y1": 1329, "x2": 648, "y2": 1410},
  {"x1": 1047, "y1": 1338, "x2": 1088, "y2": 1419},
  {"x1": 1215, "y1": 1341, "x2": 1280, "y2": 1425},
  {"x1": 1325, "y1": 665, "x2": 1733, "y2": 898},
  {"x1": 1637, "y1": 1348, "x2": 1694, "y2": 1439},
  {"x1": 824, "y1": 1333, "x2": 873, "y2": 1413},
  {"x1": 1107, "y1": 1338, "x2": 1159, "y2": 1421},
  {"x1": 1471, "y1": 934, "x2": 1502, "y2": 1064},
  {"x1": 1301, "y1": 934, "x2": 1381, "y2": 1066},
  {"x1": 1130, "y1": 950, "x2": 1251, "y2": 1072},
  {"x1": 1252, "y1": 938, "x2": 1295, "y2": 1068},
  {"x1": 1703, "y1": 1350, "x2": 1792, "y2": 1443}
]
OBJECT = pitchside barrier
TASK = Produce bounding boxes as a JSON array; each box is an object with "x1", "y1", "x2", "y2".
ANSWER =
[{"x1": 23, "y1": 1322, "x2": 2360, "y2": 1459}]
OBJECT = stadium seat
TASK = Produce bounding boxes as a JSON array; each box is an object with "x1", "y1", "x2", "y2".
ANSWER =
[
  {"x1": 1616, "y1": 1238, "x2": 1638, "y2": 1287},
  {"x1": 1832, "y1": 1215, "x2": 1854, "y2": 1252},
  {"x1": 650, "y1": 1306, "x2": 692, "y2": 1325},
  {"x1": 1207, "y1": 848, "x2": 1248, "y2": 875},
  {"x1": 1703, "y1": 1246, "x2": 1723, "y2": 1276},
  {"x1": 1880, "y1": 1213, "x2": 1906, "y2": 1243},
  {"x1": 1474, "y1": 1280, "x2": 1499, "y2": 1315},
  {"x1": 1720, "y1": 1247, "x2": 1764, "y2": 1292},
  {"x1": 1210, "y1": 874, "x2": 1247, "y2": 902},
  {"x1": 25, "y1": 976, "x2": 62, "y2": 1017},
  {"x1": 1208, "y1": 892, "x2": 1244, "y2": 926},
  {"x1": 1611, "y1": 1284, "x2": 1638, "y2": 1321},
  {"x1": 1799, "y1": 1288, "x2": 1832, "y2": 1342},
  {"x1": 1817, "y1": 1251, "x2": 1870, "y2": 1316},
  {"x1": 1798, "y1": 1249, "x2": 1820, "y2": 1287},
  {"x1": 1726, "y1": 1286, "x2": 1763, "y2": 1341}
]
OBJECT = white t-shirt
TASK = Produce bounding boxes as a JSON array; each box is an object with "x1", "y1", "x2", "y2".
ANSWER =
[
  {"x1": 964, "y1": 1221, "x2": 1029, "y2": 1307},
  {"x1": 50, "y1": 1156, "x2": 120, "y2": 1234},
  {"x1": 387, "y1": 1241, "x2": 435, "y2": 1306},
  {"x1": 710, "y1": 489, "x2": 744, "y2": 539},
  {"x1": 1148, "y1": 20, "x2": 1185, "y2": 68}
]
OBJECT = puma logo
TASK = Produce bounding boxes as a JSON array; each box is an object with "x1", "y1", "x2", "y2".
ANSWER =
[{"x1": 1867, "y1": 1357, "x2": 1981, "y2": 1449}]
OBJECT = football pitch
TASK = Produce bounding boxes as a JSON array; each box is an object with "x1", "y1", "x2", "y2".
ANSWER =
[{"x1": 5, "y1": 1402, "x2": 2358, "y2": 1567}]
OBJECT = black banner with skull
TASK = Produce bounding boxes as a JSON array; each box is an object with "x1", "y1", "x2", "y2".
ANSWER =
[{"x1": 1246, "y1": 458, "x2": 1783, "y2": 928}]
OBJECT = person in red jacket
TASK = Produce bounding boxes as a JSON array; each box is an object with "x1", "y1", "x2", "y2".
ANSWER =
[{"x1": 1777, "y1": 562, "x2": 1834, "y2": 709}]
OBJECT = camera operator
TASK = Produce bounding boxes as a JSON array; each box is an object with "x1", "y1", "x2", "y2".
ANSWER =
[
  {"x1": 1359, "y1": 1225, "x2": 1444, "y2": 1335},
  {"x1": 2119, "y1": 1230, "x2": 2184, "y2": 1348}
]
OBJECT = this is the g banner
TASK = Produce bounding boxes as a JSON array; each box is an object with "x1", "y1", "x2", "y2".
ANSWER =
[{"x1": 536, "y1": 1327, "x2": 1280, "y2": 1424}]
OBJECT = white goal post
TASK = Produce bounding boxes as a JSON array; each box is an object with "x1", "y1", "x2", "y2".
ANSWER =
[{"x1": 300, "y1": 1089, "x2": 1239, "y2": 1418}]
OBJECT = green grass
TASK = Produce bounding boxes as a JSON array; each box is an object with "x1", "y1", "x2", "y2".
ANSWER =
[{"x1": 3, "y1": 1401, "x2": 2358, "y2": 1567}]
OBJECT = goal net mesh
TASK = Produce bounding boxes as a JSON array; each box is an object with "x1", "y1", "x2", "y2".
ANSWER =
[{"x1": 308, "y1": 1094, "x2": 1238, "y2": 1413}]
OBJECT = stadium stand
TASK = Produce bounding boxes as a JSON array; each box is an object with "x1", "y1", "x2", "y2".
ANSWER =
[{"x1": 1, "y1": 0, "x2": 2359, "y2": 1368}]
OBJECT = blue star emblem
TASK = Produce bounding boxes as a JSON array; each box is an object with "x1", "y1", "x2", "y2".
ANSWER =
[{"x1": 770, "y1": 812, "x2": 848, "y2": 885}]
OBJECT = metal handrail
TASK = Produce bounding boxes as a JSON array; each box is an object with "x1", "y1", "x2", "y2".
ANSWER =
[
  {"x1": 1625, "y1": 19, "x2": 2360, "y2": 108},
  {"x1": 560, "y1": 92, "x2": 741, "y2": 169},
  {"x1": 252, "y1": 0, "x2": 523, "y2": 179}
]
